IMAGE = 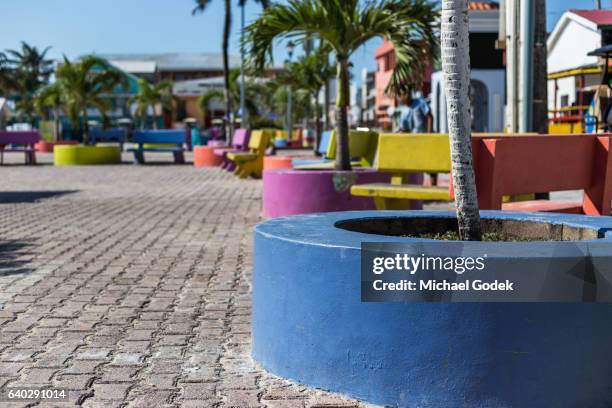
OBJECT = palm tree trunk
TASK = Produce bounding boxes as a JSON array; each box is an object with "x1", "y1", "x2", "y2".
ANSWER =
[
  {"x1": 152, "y1": 104, "x2": 158, "y2": 129},
  {"x1": 335, "y1": 57, "x2": 351, "y2": 171},
  {"x1": 314, "y1": 97, "x2": 322, "y2": 156},
  {"x1": 441, "y1": 0, "x2": 482, "y2": 240},
  {"x1": 53, "y1": 108, "x2": 60, "y2": 142},
  {"x1": 82, "y1": 108, "x2": 90, "y2": 145},
  {"x1": 222, "y1": 0, "x2": 234, "y2": 142},
  {"x1": 324, "y1": 79, "x2": 330, "y2": 130}
]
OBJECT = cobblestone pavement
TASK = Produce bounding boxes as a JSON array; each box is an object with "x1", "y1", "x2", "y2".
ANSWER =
[{"x1": 0, "y1": 152, "x2": 377, "y2": 407}]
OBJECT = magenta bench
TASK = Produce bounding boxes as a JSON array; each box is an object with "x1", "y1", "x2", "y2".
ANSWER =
[
  {"x1": 214, "y1": 128, "x2": 250, "y2": 171},
  {"x1": 0, "y1": 131, "x2": 40, "y2": 165}
]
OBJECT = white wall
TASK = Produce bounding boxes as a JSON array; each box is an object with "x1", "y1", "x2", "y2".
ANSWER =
[
  {"x1": 547, "y1": 17, "x2": 600, "y2": 74},
  {"x1": 431, "y1": 69, "x2": 505, "y2": 133}
]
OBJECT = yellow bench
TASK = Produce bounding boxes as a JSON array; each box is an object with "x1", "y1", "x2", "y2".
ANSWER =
[
  {"x1": 294, "y1": 130, "x2": 379, "y2": 170},
  {"x1": 227, "y1": 129, "x2": 273, "y2": 178},
  {"x1": 350, "y1": 134, "x2": 452, "y2": 209}
]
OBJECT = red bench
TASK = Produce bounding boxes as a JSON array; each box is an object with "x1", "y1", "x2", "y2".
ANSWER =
[
  {"x1": 472, "y1": 135, "x2": 612, "y2": 215},
  {"x1": 0, "y1": 131, "x2": 40, "y2": 165}
]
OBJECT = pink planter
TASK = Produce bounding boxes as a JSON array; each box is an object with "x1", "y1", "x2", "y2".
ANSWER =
[
  {"x1": 263, "y1": 169, "x2": 391, "y2": 218},
  {"x1": 35, "y1": 140, "x2": 78, "y2": 153}
]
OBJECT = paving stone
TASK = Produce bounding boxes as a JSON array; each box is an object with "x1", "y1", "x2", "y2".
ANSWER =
[{"x1": 0, "y1": 156, "x2": 376, "y2": 407}]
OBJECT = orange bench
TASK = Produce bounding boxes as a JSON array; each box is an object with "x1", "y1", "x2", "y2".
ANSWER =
[{"x1": 471, "y1": 135, "x2": 612, "y2": 215}]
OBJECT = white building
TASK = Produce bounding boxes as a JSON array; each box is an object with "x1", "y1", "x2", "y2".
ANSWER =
[
  {"x1": 430, "y1": 2, "x2": 505, "y2": 133},
  {"x1": 547, "y1": 10, "x2": 612, "y2": 114}
]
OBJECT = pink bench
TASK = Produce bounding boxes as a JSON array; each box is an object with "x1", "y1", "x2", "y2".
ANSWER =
[
  {"x1": 0, "y1": 131, "x2": 40, "y2": 165},
  {"x1": 214, "y1": 128, "x2": 250, "y2": 171}
]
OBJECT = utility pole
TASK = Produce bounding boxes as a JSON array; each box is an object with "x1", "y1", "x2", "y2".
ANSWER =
[
  {"x1": 533, "y1": 0, "x2": 548, "y2": 134},
  {"x1": 505, "y1": 0, "x2": 520, "y2": 133},
  {"x1": 519, "y1": 0, "x2": 534, "y2": 132},
  {"x1": 596, "y1": 0, "x2": 602, "y2": 9},
  {"x1": 240, "y1": 1, "x2": 247, "y2": 129},
  {"x1": 286, "y1": 41, "x2": 295, "y2": 140}
]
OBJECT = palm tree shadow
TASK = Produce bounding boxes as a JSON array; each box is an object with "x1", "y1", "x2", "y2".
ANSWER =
[
  {"x1": 0, "y1": 190, "x2": 78, "y2": 204},
  {"x1": 0, "y1": 240, "x2": 35, "y2": 277}
]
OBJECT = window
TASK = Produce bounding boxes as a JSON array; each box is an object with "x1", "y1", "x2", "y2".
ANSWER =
[{"x1": 560, "y1": 95, "x2": 569, "y2": 107}]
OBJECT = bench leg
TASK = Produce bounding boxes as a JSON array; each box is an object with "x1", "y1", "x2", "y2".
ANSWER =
[
  {"x1": 233, "y1": 165, "x2": 247, "y2": 179},
  {"x1": 373, "y1": 197, "x2": 412, "y2": 210},
  {"x1": 173, "y1": 151, "x2": 185, "y2": 164},
  {"x1": 133, "y1": 150, "x2": 145, "y2": 164}
]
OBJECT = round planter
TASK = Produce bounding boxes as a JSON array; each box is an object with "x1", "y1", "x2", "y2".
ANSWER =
[
  {"x1": 35, "y1": 140, "x2": 78, "y2": 153},
  {"x1": 193, "y1": 145, "x2": 225, "y2": 167},
  {"x1": 54, "y1": 145, "x2": 121, "y2": 166},
  {"x1": 262, "y1": 169, "x2": 391, "y2": 217},
  {"x1": 263, "y1": 156, "x2": 294, "y2": 170},
  {"x1": 253, "y1": 210, "x2": 612, "y2": 407}
]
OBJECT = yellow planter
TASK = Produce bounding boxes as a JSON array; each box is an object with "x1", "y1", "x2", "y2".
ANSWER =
[{"x1": 54, "y1": 145, "x2": 121, "y2": 166}]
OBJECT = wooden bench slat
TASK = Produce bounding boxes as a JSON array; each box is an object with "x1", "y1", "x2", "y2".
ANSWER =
[
  {"x1": 128, "y1": 147, "x2": 182, "y2": 153},
  {"x1": 0, "y1": 148, "x2": 36, "y2": 152},
  {"x1": 351, "y1": 183, "x2": 452, "y2": 201},
  {"x1": 294, "y1": 159, "x2": 365, "y2": 170},
  {"x1": 227, "y1": 152, "x2": 257, "y2": 162},
  {"x1": 502, "y1": 200, "x2": 583, "y2": 214}
]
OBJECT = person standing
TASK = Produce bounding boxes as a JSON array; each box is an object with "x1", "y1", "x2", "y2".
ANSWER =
[{"x1": 399, "y1": 92, "x2": 432, "y2": 133}]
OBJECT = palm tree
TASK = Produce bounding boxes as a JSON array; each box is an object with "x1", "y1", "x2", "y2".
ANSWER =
[
  {"x1": 277, "y1": 46, "x2": 335, "y2": 154},
  {"x1": 34, "y1": 83, "x2": 63, "y2": 141},
  {"x1": 128, "y1": 79, "x2": 178, "y2": 129},
  {"x1": 0, "y1": 52, "x2": 16, "y2": 95},
  {"x1": 198, "y1": 69, "x2": 260, "y2": 127},
  {"x1": 5, "y1": 42, "x2": 54, "y2": 123},
  {"x1": 198, "y1": 89, "x2": 224, "y2": 126},
  {"x1": 193, "y1": 0, "x2": 234, "y2": 139},
  {"x1": 55, "y1": 55, "x2": 126, "y2": 144},
  {"x1": 193, "y1": 0, "x2": 273, "y2": 140},
  {"x1": 244, "y1": 0, "x2": 438, "y2": 170},
  {"x1": 441, "y1": 0, "x2": 481, "y2": 240}
]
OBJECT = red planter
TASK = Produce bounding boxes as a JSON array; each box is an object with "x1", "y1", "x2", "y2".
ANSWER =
[
  {"x1": 263, "y1": 156, "x2": 294, "y2": 170},
  {"x1": 35, "y1": 140, "x2": 78, "y2": 153},
  {"x1": 194, "y1": 145, "x2": 226, "y2": 167}
]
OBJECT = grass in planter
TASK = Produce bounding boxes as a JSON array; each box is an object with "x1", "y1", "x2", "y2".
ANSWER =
[{"x1": 405, "y1": 231, "x2": 547, "y2": 241}]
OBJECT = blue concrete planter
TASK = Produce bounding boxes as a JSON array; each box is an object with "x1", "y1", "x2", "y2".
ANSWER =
[{"x1": 253, "y1": 210, "x2": 612, "y2": 407}]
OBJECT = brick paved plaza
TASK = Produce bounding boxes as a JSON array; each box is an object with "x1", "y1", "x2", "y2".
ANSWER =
[{"x1": 0, "y1": 152, "x2": 376, "y2": 408}]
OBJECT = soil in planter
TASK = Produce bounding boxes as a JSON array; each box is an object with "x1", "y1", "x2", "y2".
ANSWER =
[
  {"x1": 409, "y1": 230, "x2": 543, "y2": 241},
  {"x1": 335, "y1": 217, "x2": 601, "y2": 242}
]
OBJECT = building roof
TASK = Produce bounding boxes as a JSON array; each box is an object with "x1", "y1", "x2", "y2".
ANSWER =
[
  {"x1": 173, "y1": 76, "x2": 225, "y2": 96},
  {"x1": 469, "y1": 1, "x2": 499, "y2": 10},
  {"x1": 95, "y1": 53, "x2": 241, "y2": 72},
  {"x1": 570, "y1": 9, "x2": 612, "y2": 27},
  {"x1": 109, "y1": 60, "x2": 157, "y2": 74}
]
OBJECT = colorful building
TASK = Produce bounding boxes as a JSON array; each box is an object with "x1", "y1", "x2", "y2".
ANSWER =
[
  {"x1": 374, "y1": 39, "x2": 432, "y2": 130},
  {"x1": 98, "y1": 53, "x2": 241, "y2": 83},
  {"x1": 547, "y1": 9, "x2": 612, "y2": 133}
]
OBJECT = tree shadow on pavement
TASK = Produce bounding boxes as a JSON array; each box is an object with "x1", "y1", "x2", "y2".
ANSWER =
[
  {"x1": 0, "y1": 240, "x2": 35, "y2": 277},
  {"x1": 0, "y1": 190, "x2": 78, "y2": 204}
]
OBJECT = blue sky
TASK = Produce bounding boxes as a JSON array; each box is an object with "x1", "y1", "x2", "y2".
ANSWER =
[{"x1": 1, "y1": 0, "x2": 610, "y2": 81}]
